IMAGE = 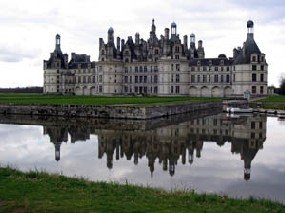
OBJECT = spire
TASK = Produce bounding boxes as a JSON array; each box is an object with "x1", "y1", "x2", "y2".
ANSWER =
[{"x1": 151, "y1": 18, "x2": 156, "y2": 33}]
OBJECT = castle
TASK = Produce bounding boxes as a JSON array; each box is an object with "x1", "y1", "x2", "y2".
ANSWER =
[{"x1": 44, "y1": 20, "x2": 268, "y2": 97}]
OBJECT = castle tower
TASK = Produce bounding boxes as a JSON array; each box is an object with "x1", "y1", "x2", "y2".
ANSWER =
[
  {"x1": 171, "y1": 22, "x2": 177, "y2": 37},
  {"x1": 55, "y1": 34, "x2": 62, "y2": 54},
  {"x1": 54, "y1": 142, "x2": 62, "y2": 161},
  {"x1": 164, "y1": 28, "x2": 170, "y2": 40},
  {"x1": 108, "y1": 27, "x2": 114, "y2": 43},
  {"x1": 190, "y1": 33, "x2": 195, "y2": 47},
  {"x1": 151, "y1": 18, "x2": 156, "y2": 33},
  {"x1": 135, "y1": 33, "x2": 140, "y2": 45},
  {"x1": 247, "y1": 20, "x2": 254, "y2": 36},
  {"x1": 197, "y1": 40, "x2": 205, "y2": 58}
]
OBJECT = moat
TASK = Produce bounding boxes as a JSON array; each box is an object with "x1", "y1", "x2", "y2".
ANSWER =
[{"x1": 0, "y1": 112, "x2": 285, "y2": 203}]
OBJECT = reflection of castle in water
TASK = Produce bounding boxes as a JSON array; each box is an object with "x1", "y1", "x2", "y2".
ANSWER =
[{"x1": 40, "y1": 113, "x2": 266, "y2": 181}]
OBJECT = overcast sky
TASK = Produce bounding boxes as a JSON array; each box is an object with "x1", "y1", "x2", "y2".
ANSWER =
[{"x1": 0, "y1": 0, "x2": 284, "y2": 87}]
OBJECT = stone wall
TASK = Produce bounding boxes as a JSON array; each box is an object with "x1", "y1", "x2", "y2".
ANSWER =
[{"x1": 0, "y1": 102, "x2": 222, "y2": 120}]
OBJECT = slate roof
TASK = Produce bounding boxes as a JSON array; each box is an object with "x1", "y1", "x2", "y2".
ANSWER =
[
  {"x1": 233, "y1": 34, "x2": 261, "y2": 65},
  {"x1": 45, "y1": 51, "x2": 68, "y2": 69},
  {"x1": 189, "y1": 57, "x2": 234, "y2": 66}
]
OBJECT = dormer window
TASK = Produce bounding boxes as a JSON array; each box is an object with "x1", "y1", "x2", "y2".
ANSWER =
[
  {"x1": 209, "y1": 60, "x2": 212, "y2": 66},
  {"x1": 261, "y1": 56, "x2": 264, "y2": 62},
  {"x1": 175, "y1": 46, "x2": 179, "y2": 53},
  {"x1": 252, "y1": 55, "x2": 256, "y2": 62},
  {"x1": 220, "y1": 60, "x2": 224, "y2": 66},
  {"x1": 101, "y1": 50, "x2": 105, "y2": 55}
]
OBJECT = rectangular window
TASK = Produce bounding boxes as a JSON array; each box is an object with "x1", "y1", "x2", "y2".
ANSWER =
[
  {"x1": 191, "y1": 75, "x2": 195, "y2": 83},
  {"x1": 175, "y1": 86, "x2": 180, "y2": 94},
  {"x1": 154, "y1": 86, "x2": 158, "y2": 94},
  {"x1": 215, "y1": 66, "x2": 218, "y2": 71},
  {"x1": 176, "y1": 64, "x2": 180, "y2": 71},
  {"x1": 260, "y1": 74, "x2": 264, "y2": 82},
  {"x1": 135, "y1": 66, "x2": 138, "y2": 72},
  {"x1": 261, "y1": 65, "x2": 264, "y2": 71},
  {"x1": 252, "y1": 86, "x2": 256, "y2": 94},
  {"x1": 139, "y1": 66, "x2": 143, "y2": 72},
  {"x1": 226, "y1": 75, "x2": 230, "y2": 83},
  {"x1": 144, "y1": 76, "x2": 147, "y2": 83},
  {"x1": 135, "y1": 76, "x2": 138, "y2": 83},
  {"x1": 252, "y1": 65, "x2": 257, "y2": 71},
  {"x1": 154, "y1": 75, "x2": 158, "y2": 83},
  {"x1": 221, "y1": 75, "x2": 224, "y2": 83},
  {"x1": 203, "y1": 66, "x2": 207, "y2": 71},
  {"x1": 171, "y1": 86, "x2": 173, "y2": 94},
  {"x1": 252, "y1": 73, "x2": 256, "y2": 82},
  {"x1": 124, "y1": 76, "x2": 128, "y2": 83},
  {"x1": 130, "y1": 76, "x2": 132, "y2": 83},
  {"x1": 176, "y1": 74, "x2": 180, "y2": 83},
  {"x1": 175, "y1": 55, "x2": 179, "y2": 60},
  {"x1": 139, "y1": 76, "x2": 143, "y2": 83},
  {"x1": 203, "y1": 75, "x2": 207, "y2": 83},
  {"x1": 135, "y1": 86, "x2": 138, "y2": 93},
  {"x1": 144, "y1": 66, "x2": 147, "y2": 72},
  {"x1": 99, "y1": 85, "x2": 102, "y2": 93},
  {"x1": 99, "y1": 75, "x2": 102, "y2": 83},
  {"x1": 260, "y1": 86, "x2": 264, "y2": 94},
  {"x1": 214, "y1": 75, "x2": 218, "y2": 83},
  {"x1": 197, "y1": 75, "x2": 200, "y2": 83}
]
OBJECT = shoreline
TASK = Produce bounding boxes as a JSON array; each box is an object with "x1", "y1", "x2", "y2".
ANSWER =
[
  {"x1": 0, "y1": 102, "x2": 223, "y2": 119},
  {"x1": 0, "y1": 167, "x2": 284, "y2": 212}
]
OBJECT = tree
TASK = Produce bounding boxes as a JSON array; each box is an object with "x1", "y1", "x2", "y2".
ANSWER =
[{"x1": 280, "y1": 74, "x2": 285, "y2": 95}]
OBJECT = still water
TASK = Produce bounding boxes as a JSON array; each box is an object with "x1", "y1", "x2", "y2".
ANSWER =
[{"x1": 0, "y1": 112, "x2": 285, "y2": 203}]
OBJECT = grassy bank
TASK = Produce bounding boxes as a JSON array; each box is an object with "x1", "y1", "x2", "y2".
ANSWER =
[
  {"x1": 0, "y1": 167, "x2": 284, "y2": 212},
  {"x1": 250, "y1": 95, "x2": 285, "y2": 110},
  {"x1": 0, "y1": 93, "x2": 221, "y2": 106}
]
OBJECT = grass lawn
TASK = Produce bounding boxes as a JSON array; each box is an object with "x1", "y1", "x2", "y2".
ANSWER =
[
  {"x1": 250, "y1": 95, "x2": 285, "y2": 110},
  {"x1": 0, "y1": 93, "x2": 221, "y2": 106},
  {"x1": 0, "y1": 167, "x2": 284, "y2": 212}
]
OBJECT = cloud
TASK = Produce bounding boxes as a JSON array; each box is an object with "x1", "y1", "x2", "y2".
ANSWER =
[
  {"x1": 0, "y1": 0, "x2": 285, "y2": 86},
  {"x1": 0, "y1": 45, "x2": 41, "y2": 63}
]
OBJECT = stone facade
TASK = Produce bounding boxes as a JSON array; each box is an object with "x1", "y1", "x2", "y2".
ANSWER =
[{"x1": 44, "y1": 20, "x2": 268, "y2": 97}]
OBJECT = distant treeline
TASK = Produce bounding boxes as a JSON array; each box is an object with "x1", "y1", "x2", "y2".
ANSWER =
[{"x1": 0, "y1": 87, "x2": 43, "y2": 93}]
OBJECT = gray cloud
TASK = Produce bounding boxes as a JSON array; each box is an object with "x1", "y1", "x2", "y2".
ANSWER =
[{"x1": 0, "y1": 46, "x2": 41, "y2": 62}]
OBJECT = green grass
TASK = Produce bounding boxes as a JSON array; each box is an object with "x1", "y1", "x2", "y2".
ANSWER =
[
  {"x1": 250, "y1": 95, "x2": 285, "y2": 110},
  {"x1": 0, "y1": 167, "x2": 284, "y2": 212},
  {"x1": 0, "y1": 93, "x2": 221, "y2": 106}
]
